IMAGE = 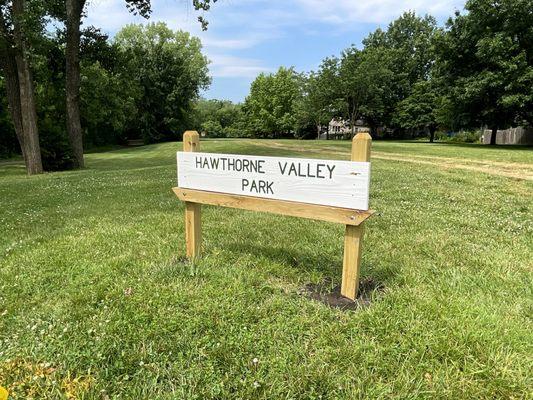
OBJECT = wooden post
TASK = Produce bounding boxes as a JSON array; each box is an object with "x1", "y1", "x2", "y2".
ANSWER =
[
  {"x1": 341, "y1": 132, "x2": 371, "y2": 300},
  {"x1": 183, "y1": 131, "x2": 201, "y2": 259}
]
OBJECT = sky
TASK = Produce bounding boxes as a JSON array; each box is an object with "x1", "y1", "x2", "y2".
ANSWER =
[{"x1": 85, "y1": 0, "x2": 466, "y2": 103}]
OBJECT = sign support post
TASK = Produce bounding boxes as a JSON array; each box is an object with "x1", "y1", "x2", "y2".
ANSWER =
[
  {"x1": 176, "y1": 130, "x2": 373, "y2": 301},
  {"x1": 341, "y1": 132, "x2": 371, "y2": 299},
  {"x1": 183, "y1": 130, "x2": 201, "y2": 258}
]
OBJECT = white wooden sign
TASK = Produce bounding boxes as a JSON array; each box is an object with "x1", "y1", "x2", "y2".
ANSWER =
[{"x1": 177, "y1": 151, "x2": 370, "y2": 210}]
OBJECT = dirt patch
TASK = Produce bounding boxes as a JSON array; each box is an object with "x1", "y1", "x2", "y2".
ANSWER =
[{"x1": 302, "y1": 277, "x2": 385, "y2": 311}]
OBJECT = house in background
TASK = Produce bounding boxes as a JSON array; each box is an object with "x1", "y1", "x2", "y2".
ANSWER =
[
  {"x1": 319, "y1": 118, "x2": 369, "y2": 140},
  {"x1": 481, "y1": 126, "x2": 533, "y2": 145}
]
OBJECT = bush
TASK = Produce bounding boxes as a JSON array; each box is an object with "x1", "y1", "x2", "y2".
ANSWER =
[{"x1": 436, "y1": 130, "x2": 481, "y2": 143}]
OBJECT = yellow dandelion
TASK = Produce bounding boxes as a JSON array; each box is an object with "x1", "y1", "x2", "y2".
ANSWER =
[{"x1": 0, "y1": 386, "x2": 8, "y2": 400}]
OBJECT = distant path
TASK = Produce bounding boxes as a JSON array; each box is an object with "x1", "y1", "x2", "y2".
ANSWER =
[{"x1": 244, "y1": 140, "x2": 533, "y2": 181}]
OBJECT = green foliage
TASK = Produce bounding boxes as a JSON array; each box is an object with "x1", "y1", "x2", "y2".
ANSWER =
[
  {"x1": 395, "y1": 80, "x2": 442, "y2": 140},
  {"x1": 243, "y1": 67, "x2": 302, "y2": 138},
  {"x1": 435, "y1": 0, "x2": 533, "y2": 131},
  {"x1": 436, "y1": 130, "x2": 482, "y2": 143},
  {"x1": 191, "y1": 99, "x2": 243, "y2": 138},
  {"x1": 293, "y1": 68, "x2": 337, "y2": 139},
  {"x1": 114, "y1": 22, "x2": 210, "y2": 143},
  {"x1": 364, "y1": 12, "x2": 437, "y2": 97},
  {"x1": 80, "y1": 61, "x2": 138, "y2": 146}
]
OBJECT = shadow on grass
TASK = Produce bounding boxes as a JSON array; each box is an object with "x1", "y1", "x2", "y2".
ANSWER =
[
  {"x1": 225, "y1": 240, "x2": 341, "y2": 274},
  {"x1": 224, "y1": 241, "x2": 394, "y2": 310}
]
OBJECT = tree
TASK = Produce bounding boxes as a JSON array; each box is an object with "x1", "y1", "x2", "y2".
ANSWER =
[
  {"x1": 337, "y1": 46, "x2": 395, "y2": 136},
  {"x1": 243, "y1": 67, "x2": 301, "y2": 138},
  {"x1": 64, "y1": 0, "x2": 217, "y2": 168},
  {"x1": 363, "y1": 12, "x2": 438, "y2": 133},
  {"x1": 294, "y1": 69, "x2": 335, "y2": 139},
  {"x1": 395, "y1": 80, "x2": 442, "y2": 142},
  {"x1": 435, "y1": 0, "x2": 533, "y2": 144},
  {"x1": 64, "y1": 0, "x2": 152, "y2": 168},
  {"x1": 115, "y1": 22, "x2": 210, "y2": 142},
  {"x1": 0, "y1": 0, "x2": 44, "y2": 174},
  {"x1": 65, "y1": 0, "x2": 85, "y2": 167},
  {"x1": 191, "y1": 99, "x2": 243, "y2": 137}
]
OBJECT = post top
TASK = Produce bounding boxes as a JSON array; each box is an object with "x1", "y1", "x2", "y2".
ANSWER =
[
  {"x1": 353, "y1": 132, "x2": 372, "y2": 141},
  {"x1": 183, "y1": 130, "x2": 199, "y2": 139}
]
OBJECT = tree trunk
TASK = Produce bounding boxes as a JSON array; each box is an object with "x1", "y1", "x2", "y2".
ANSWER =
[
  {"x1": 0, "y1": 39, "x2": 27, "y2": 163},
  {"x1": 10, "y1": 0, "x2": 43, "y2": 174},
  {"x1": 65, "y1": 0, "x2": 86, "y2": 168},
  {"x1": 490, "y1": 126, "x2": 498, "y2": 145},
  {"x1": 429, "y1": 126, "x2": 436, "y2": 143}
]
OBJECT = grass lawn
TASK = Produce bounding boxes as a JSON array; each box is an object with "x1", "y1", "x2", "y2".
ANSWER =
[{"x1": 1, "y1": 139, "x2": 532, "y2": 399}]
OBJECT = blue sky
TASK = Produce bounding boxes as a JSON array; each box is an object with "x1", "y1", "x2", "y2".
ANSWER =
[{"x1": 85, "y1": 0, "x2": 465, "y2": 103}]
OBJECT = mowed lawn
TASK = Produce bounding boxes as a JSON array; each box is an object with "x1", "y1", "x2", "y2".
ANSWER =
[{"x1": 0, "y1": 139, "x2": 532, "y2": 399}]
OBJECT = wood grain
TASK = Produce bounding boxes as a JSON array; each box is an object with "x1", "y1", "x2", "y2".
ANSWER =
[
  {"x1": 173, "y1": 188, "x2": 374, "y2": 226},
  {"x1": 183, "y1": 131, "x2": 201, "y2": 259},
  {"x1": 341, "y1": 132, "x2": 372, "y2": 300}
]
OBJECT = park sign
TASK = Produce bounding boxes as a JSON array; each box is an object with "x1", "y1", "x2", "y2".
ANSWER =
[
  {"x1": 177, "y1": 152, "x2": 370, "y2": 210},
  {"x1": 173, "y1": 131, "x2": 375, "y2": 300}
]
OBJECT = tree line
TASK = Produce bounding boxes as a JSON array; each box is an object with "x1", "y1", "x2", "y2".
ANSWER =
[
  {"x1": 0, "y1": 0, "x2": 216, "y2": 174},
  {"x1": 1, "y1": 0, "x2": 531, "y2": 175},
  {"x1": 195, "y1": 0, "x2": 532, "y2": 144}
]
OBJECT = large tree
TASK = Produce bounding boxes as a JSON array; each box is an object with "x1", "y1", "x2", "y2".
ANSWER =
[
  {"x1": 64, "y1": 0, "x2": 151, "y2": 168},
  {"x1": 337, "y1": 46, "x2": 395, "y2": 136},
  {"x1": 64, "y1": 0, "x2": 216, "y2": 167},
  {"x1": 395, "y1": 80, "x2": 442, "y2": 142},
  {"x1": 0, "y1": 0, "x2": 43, "y2": 174},
  {"x1": 435, "y1": 0, "x2": 533, "y2": 144},
  {"x1": 243, "y1": 67, "x2": 302, "y2": 138},
  {"x1": 294, "y1": 69, "x2": 336, "y2": 139},
  {"x1": 363, "y1": 12, "x2": 438, "y2": 131},
  {"x1": 114, "y1": 22, "x2": 210, "y2": 142}
]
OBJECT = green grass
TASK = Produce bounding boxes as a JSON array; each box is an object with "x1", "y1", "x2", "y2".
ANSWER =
[{"x1": 1, "y1": 139, "x2": 532, "y2": 399}]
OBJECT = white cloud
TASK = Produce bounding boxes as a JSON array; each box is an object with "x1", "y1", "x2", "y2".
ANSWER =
[
  {"x1": 208, "y1": 54, "x2": 274, "y2": 78},
  {"x1": 82, "y1": 0, "x2": 466, "y2": 86},
  {"x1": 294, "y1": 0, "x2": 464, "y2": 24}
]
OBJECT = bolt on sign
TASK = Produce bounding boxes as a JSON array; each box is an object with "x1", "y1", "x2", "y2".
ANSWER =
[{"x1": 173, "y1": 131, "x2": 374, "y2": 300}]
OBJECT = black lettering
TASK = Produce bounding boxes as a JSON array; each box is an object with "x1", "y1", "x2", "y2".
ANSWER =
[
  {"x1": 307, "y1": 163, "x2": 316, "y2": 178},
  {"x1": 289, "y1": 163, "x2": 297, "y2": 176},
  {"x1": 241, "y1": 178, "x2": 249, "y2": 191},
  {"x1": 243, "y1": 159, "x2": 250, "y2": 172},
  {"x1": 327, "y1": 164, "x2": 336, "y2": 179},
  {"x1": 250, "y1": 180, "x2": 258, "y2": 192},
  {"x1": 297, "y1": 163, "x2": 306, "y2": 177},
  {"x1": 266, "y1": 181, "x2": 274, "y2": 194},
  {"x1": 209, "y1": 157, "x2": 219, "y2": 169},
  {"x1": 316, "y1": 163, "x2": 325, "y2": 178},
  {"x1": 202, "y1": 158, "x2": 209, "y2": 169},
  {"x1": 257, "y1": 160, "x2": 266, "y2": 174},
  {"x1": 195, "y1": 157, "x2": 202, "y2": 168},
  {"x1": 278, "y1": 161, "x2": 287, "y2": 175}
]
